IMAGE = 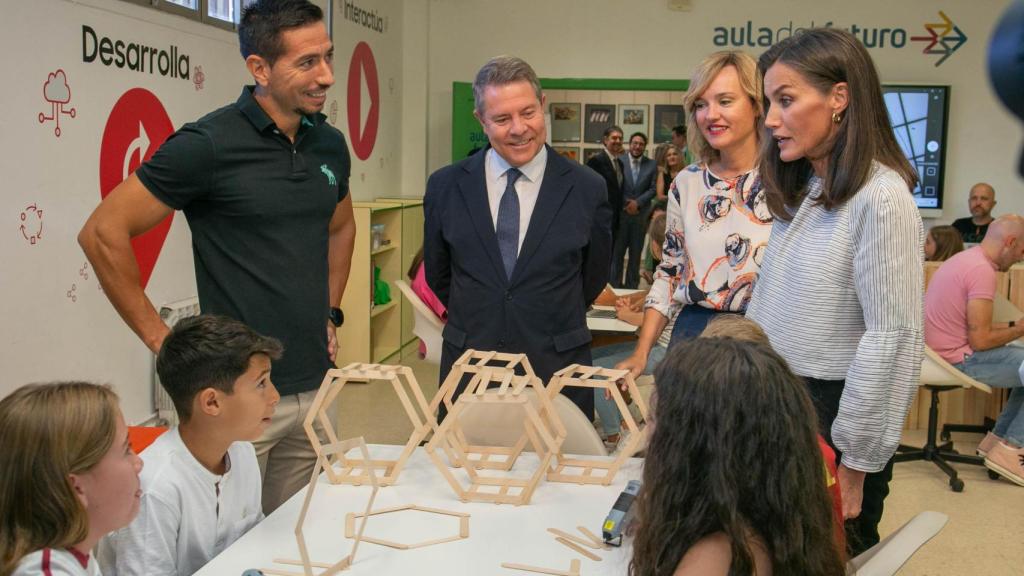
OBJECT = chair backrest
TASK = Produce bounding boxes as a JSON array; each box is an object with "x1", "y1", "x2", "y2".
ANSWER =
[
  {"x1": 993, "y1": 293, "x2": 1023, "y2": 324},
  {"x1": 458, "y1": 388, "x2": 607, "y2": 457},
  {"x1": 920, "y1": 346, "x2": 993, "y2": 394},
  {"x1": 128, "y1": 426, "x2": 168, "y2": 453},
  {"x1": 394, "y1": 279, "x2": 444, "y2": 364},
  {"x1": 846, "y1": 511, "x2": 948, "y2": 575}
]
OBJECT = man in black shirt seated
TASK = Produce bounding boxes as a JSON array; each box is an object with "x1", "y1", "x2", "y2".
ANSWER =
[{"x1": 952, "y1": 182, "x2": 997, "y2": 243}]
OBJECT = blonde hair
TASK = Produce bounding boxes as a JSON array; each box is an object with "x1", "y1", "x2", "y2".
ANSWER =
[
  {"x1": 0, "y1": 382, "x2": 120, "y2": 576},
  {"x1": 699, "y1": 315, "x2": 769, "y2": 345},
  {"x1": 683, "y1": 51, "x2": 763, "y2": 165}
]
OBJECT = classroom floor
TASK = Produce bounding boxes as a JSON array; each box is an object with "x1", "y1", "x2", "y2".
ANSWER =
[{"x1": 335, "y1": 343, "x2": 1024, "y2": 575}]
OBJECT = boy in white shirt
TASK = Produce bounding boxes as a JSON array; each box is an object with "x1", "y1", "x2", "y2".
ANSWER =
[{"x1": 99, "y1": 315, "x2": 282, "y2": 576}]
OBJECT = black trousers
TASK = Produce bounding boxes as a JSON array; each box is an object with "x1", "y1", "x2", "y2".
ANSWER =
[{"x1": 805, "y1": 377, "x2": 895, "y2": 557}]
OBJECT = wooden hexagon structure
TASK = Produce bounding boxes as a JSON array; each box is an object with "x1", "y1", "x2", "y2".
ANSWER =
[
  {"x1": 343, "y1": 504, "x2": 469, "y2": 550},
  {"x1": 545, "y1": 364, "x2": 649, "y2": 486},
  {"x1": 304, "y1": 363, "x2": 432, "y2": 486},
  {"x1": 261, "y1": 437, "x2": 378, "y2": 576},
  {"x1": 427, "y1": 350, "x2": 556, "y2": 471},
  {"x1": 425, "y1": 351, "x2": 566, "y2": 505}
]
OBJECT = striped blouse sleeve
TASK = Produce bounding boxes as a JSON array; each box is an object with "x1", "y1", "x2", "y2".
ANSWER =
[{"x1": 833, "y1": 176, "x2": 924, "y2": 473}]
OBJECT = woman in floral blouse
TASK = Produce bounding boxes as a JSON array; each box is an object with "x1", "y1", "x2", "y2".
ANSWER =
[{"x1": 617, "y1": 50, "x2": 773, "y2": 377}]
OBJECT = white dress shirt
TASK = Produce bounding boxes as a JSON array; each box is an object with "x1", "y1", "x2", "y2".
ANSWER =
[{"x1": 485, "y1": 147, "x2": 547, "y2": 252}]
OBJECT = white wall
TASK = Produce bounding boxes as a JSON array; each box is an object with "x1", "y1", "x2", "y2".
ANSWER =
[
  {"x1": 0, "y1": 0, "x2": 406, "y2": 422},
  {"x1": 0, "y1": 0, "x2": 252, "y2": 422},
  {"x1": 420, "y1": 0, "x2": 1023, "y2": 222},
  {"x1": 328, "y1": 0, "x2": 405, "y2": 200}
]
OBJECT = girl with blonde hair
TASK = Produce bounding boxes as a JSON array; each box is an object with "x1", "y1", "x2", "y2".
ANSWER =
[{"x1": 0, "y1": 382, "x2": 143, "y2": 576}]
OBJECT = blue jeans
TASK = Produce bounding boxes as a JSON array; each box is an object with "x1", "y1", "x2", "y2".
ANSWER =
[
  {"x1": 591, "y1": 343, "x2": 666, "y2": 437},
  {"x1": 955, "y1": 345, "x2": 1024, "y2": 446},
  {"x1": 668, "y1": 305, "x2": 743, "y2": 348}
]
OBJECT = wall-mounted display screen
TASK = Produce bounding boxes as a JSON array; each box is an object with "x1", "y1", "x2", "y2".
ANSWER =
[{"x1": 881, "y1": 85, "x2": 950, "y2": 210}]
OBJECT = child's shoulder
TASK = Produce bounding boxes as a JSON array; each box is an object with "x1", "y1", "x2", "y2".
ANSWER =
[
  {"x1": 13, "y1": 548, "x2": 98, "y2": 576},
  {"x1": 226, "y1": 441, "x2": 260, "y2": 476},
  {"x1": 138, "y1": 428, "x2": 194, "y2": 489}
]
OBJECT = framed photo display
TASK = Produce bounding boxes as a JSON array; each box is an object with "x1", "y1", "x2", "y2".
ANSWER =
[
  {"x1": 653, "y1": 104, "x2": 686, "y2": 144},
  {"x1": 618, "y1": 104, "x2": 649, "y2": 139},
  {"x1": 584, "y1": 104, "x2": 616, "y2": 143},
  {"x1": 553, "y1": 146, "x2": 580, "y2": 163},
  {"x1": 583, "y1": 147, "x2": 606, "y2": 164},
  {"x1": 549, "y1": 103, "x2": 582, "y2": 142}
]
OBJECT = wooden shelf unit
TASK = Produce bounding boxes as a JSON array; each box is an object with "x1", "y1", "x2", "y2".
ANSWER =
[
  {"x1": 377, "y1": 197, "x2": 425, "y2": 349},
  {"x1": 335, "y1": 198, "x2": 425, "y2": 366}
]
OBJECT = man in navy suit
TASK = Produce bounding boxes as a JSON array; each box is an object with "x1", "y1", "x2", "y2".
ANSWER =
[
  {"x1": 614, "y1": 132, "x2": 657, "y2": 288},
  {"x1": 424, "y1": 56, "x2": 612, "y2": 417},
  {"x1": 585, "y1": 127, "x2": 625, "y2": 252}
]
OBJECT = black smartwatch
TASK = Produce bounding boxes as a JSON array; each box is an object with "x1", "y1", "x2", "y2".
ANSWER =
[{"x1": 329, "y1": 307, "x2": 344, "y2": 327}]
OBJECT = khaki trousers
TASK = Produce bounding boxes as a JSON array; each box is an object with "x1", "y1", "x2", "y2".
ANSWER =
[{"x1": 253, "y1": 389, "x2": 331, "y2": 514}]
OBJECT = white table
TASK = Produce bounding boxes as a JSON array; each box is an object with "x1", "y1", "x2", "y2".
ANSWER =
[
  {"x1": 196, "y1": 445, "x2": 641, "y2": 576},
  {"x1": 586, "y1": 307, "x2": 639, "y2": 333}
]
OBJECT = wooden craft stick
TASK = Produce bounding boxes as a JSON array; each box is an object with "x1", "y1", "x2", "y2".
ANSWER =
[
  {"x1": 501, "y1": 562, "x2": 577, "y2": 576},
  {"x1": 257, "y1": 569, "x2": 305, "y2": 576},
  {"x1": 272, "y1": 558, "x2": 334, "y2": 569},
  {"x1": 576, "y1": 526, "x2": 606, "y2": 548},
  {"x1": 555, "y1": 536, "x2": 602, "y2": 561},
  {"x1": 547, "y1": 527, "x2": 600, "y2": 549}
]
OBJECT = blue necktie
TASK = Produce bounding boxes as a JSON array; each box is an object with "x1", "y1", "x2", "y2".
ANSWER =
[{"x1": 497, "y1": 168, "x2": 522, "y2": 279}]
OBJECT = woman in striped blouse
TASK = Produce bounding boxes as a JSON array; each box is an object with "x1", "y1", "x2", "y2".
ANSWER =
[
  {"x1": 617, "y1": 50, "x2": 773, "y2": 378},
  {"x1": 747, "y1": 28, "x2": 924, "y2": 555}
]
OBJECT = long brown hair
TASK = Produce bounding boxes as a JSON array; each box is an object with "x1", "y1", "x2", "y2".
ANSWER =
[
  {"x1": 0, "y1": 382, "x2": 120, "y2": 576},
  {"x1": 758, "y1": 28, "x2": 918, "y2": 221},
  {"x1": 928, "y1": 225, "x2": 964, "y2": 261},
  {"x1": 630, "y1": 338, "x2": 844, "y2": 576}
]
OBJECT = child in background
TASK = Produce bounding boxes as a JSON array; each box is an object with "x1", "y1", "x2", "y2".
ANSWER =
[
  {"x1": 641, "y1": 210, "x2": 668, "y2": 286},
  {"x1": 593, "y1": 212, "x2": 674, "y2": 448},
  {"x1": 924, "y1": 225, "x2": 965, "y2": 261},
  {"x1": 408, "y1": 246, "x2": 447, "y2": 358},
  {"x1": 631, "y1": 337, "x2": 845, "y2": 575},
  {"x1": 99, "y1": 315, "x2": 281, "y2": 576},
  {"x1": 0, "y1": 382, "x2": 143, "y2": 576}
]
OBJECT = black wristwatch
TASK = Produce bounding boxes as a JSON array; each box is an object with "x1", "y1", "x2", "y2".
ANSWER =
[
  {"x1": 329, "y1": 307, "x2": 344, "y2": 327},
  {"x1": 1011, "y1": 320, "x2": 1017, "y2": 328}
]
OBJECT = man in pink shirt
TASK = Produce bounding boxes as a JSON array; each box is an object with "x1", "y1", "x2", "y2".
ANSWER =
[{"x1": 924, "y1": 215, "x2": 1024, "y2": 486}]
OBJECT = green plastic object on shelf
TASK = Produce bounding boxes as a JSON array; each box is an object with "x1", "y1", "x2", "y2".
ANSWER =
[{"x1": 373, "y1": 266, "x2": 391, "y2": 306}]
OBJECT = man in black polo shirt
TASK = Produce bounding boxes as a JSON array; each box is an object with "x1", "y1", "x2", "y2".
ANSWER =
[
  {"x1": 952, "y1": 182, "x2": 998, "y2": 243},
  {"x1": 79, "y1": 0, "x2": 356, "y2": 513}
]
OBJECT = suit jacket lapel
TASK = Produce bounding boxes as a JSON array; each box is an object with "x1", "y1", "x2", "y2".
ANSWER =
[
  {"x1": 512, "y1": 146, "x2": 572, "y2": 285},
  {"x1": 456, "y1": 151, "x2": 508, "y2": 283}
]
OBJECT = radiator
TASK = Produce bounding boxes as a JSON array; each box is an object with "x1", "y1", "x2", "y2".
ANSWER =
[{"x1": 154, "y1": 297, "x2": 201, "y2": 426}]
